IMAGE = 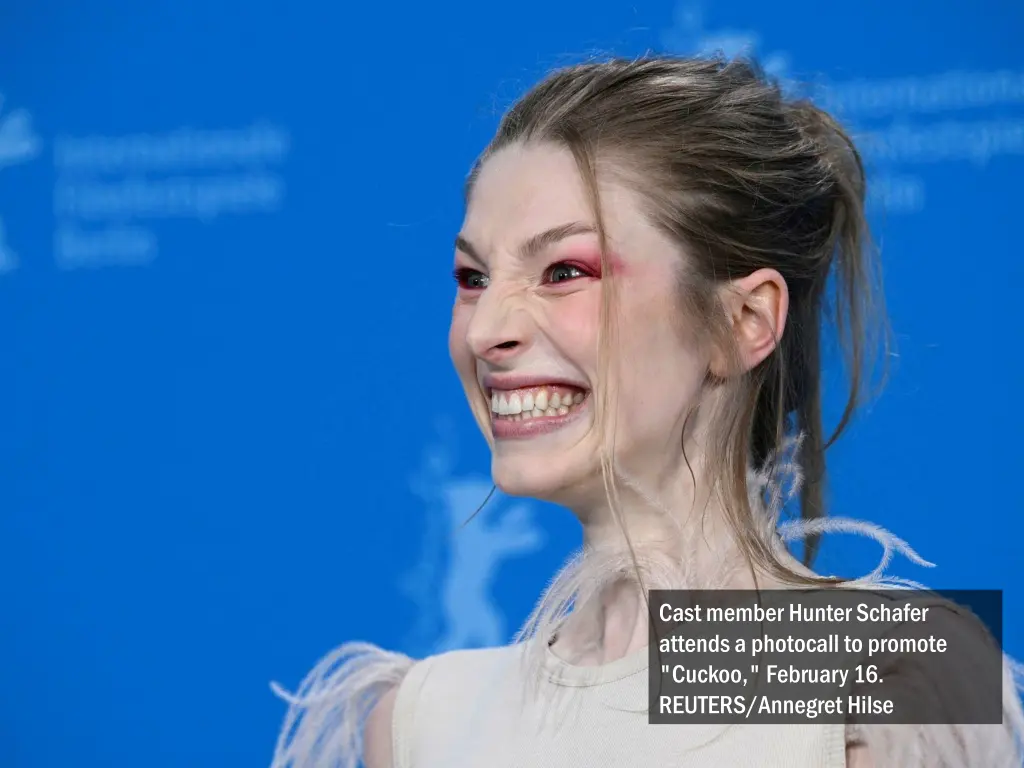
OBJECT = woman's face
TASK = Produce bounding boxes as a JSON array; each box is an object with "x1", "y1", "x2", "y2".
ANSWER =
[{"x1": 449, "y1": 142, "x2": 710, "y2": 509}]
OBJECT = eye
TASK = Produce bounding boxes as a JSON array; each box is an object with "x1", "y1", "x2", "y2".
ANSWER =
[
  {"x1": 545, "y1": 262, "x2": 588, "y2": 283},
  {"x1": 453, "y1": 266, "x2": 489, "y2": 290}
]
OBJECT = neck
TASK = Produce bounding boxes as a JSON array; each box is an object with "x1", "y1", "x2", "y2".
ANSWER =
[{"x1": 549, "y1": 458, "x2": 764, "y2": 667}]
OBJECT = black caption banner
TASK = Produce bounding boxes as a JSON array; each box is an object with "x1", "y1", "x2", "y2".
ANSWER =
[{"x1": 648, "y1": 589, "x2": 1003, "y2": 725}]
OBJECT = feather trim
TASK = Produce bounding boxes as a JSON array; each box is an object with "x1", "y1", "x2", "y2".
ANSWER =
[
  {"x1": 269, "y1": 434, "x2": 1024, "y2": 766},
  {"x1": 269, "y1": 642, "x2": 414, "y2": 768}
]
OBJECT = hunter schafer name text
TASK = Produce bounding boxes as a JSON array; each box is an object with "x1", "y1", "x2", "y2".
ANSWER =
[{"x1": 659, "y1": 601, "x2": 932, "y2": 625}]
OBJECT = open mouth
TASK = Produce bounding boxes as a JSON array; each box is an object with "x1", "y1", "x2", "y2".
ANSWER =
[{"x1": 489, "y1": 384, "x2": 589, "y2": 421}]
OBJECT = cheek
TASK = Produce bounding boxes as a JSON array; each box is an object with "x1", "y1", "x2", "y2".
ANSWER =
[
  {"x1": 611, "y1": 289, "x2": 708, "y2": 429},
  {"x1": 545, "y1": 291, "x2": 601, "y2": 358}
]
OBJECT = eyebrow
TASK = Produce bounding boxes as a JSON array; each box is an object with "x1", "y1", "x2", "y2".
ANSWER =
[{"x1": 454, "y1": 221, "x2": 596, "y2": 263}]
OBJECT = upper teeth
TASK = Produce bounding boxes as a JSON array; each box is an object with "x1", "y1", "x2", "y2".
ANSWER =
[{"x1": 490, "y1": 386, "x2": 586, "y2": 416}]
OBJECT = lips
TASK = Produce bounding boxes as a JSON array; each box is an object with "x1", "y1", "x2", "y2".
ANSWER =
[{"x1": 486, "y1": 382, "x2": 590, "y2": 440}]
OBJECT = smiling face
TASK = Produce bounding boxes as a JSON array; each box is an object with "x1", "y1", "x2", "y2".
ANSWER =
[{"x1": 448, "y1": 142, "x2": 712, "y2": 511}]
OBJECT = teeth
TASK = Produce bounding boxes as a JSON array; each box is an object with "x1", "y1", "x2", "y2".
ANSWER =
[{"x1": 489, "y1": 386, "x2": 588, "y2": 419}]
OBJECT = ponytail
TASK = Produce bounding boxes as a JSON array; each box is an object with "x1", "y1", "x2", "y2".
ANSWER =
[{"x1": 776, "y1": 101, "x2": 885, "y2": 566}]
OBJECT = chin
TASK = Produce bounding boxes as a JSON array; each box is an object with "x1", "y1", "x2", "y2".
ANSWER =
[
  {"x1": 490, "y1": 445, "x2": 603, "y2": 507},
  {"x1": 491, "y1": 456, "x2": 566, "y2": 500},
  {"x1": 478, "y1": 391, "x2": 606, "y2": 506}
]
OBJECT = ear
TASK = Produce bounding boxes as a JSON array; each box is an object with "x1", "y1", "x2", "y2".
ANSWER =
[{"x1": 709, "y1": 269, "x2": 789, "y2": 377}]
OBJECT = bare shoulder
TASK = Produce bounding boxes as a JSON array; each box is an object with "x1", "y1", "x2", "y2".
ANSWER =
[{"x1": 364, "y1": 685, "x2": 400, "y2": 768}]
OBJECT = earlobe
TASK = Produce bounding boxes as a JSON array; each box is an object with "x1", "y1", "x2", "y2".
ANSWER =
[{"x1": 712, "y1": 269, "x2": 789, "y2": 376}]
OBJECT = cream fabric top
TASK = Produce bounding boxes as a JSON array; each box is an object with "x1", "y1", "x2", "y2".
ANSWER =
[
  {"x1": 266, "y1": 447, "x2": 1024, "y2": 768},
  {"x1": 390, "y1": 642, "x2": 847, "y2": 768}
]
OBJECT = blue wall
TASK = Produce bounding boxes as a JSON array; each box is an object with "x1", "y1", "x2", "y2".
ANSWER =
[{"x1": 0, "y1": 1, "x2": 1021, "y2": 765}]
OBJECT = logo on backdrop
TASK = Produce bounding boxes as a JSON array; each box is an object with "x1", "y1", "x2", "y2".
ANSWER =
[
  {"x1": 0, "y1": 95, "x2": 43, "y2": 275},
  {"x1": 401, "y1": 425, "x2": 545, "y2": 655},
  {"x1": 0, "y1": 89, "x2": 290, "y2": 271},
  {"x1": 661, "y1": 2, "x2": 1024, "y2": 216},
  {"x1": 52, "y1": 123, "x2": 290, "y2": 269},
  {"x1": 0, "y1": 94, "x2": 42, "y2": 170}
]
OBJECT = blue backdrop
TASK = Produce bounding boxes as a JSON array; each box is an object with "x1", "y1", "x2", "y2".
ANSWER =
[{"x1": 1, "y1": 1, "x2": 1022, "y2": 765}]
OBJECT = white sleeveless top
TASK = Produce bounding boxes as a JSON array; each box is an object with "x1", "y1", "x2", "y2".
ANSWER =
[{"x1": 390, "y1": 642, "x2": 847, "y2": 768}]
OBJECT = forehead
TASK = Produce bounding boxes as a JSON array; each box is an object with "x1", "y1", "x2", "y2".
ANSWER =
[{"x1": 463, "y1": 142, "x2": 652, "y2": 256}]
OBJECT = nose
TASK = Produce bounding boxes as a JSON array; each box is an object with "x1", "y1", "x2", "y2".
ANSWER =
[{"x1": 464, "y1": 286, "x2": 533, "y2": 364}]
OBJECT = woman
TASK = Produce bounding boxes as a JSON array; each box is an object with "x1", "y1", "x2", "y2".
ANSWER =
[{"x1": 271, "y1": 55, "x2": 1024, "y2": 767}]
